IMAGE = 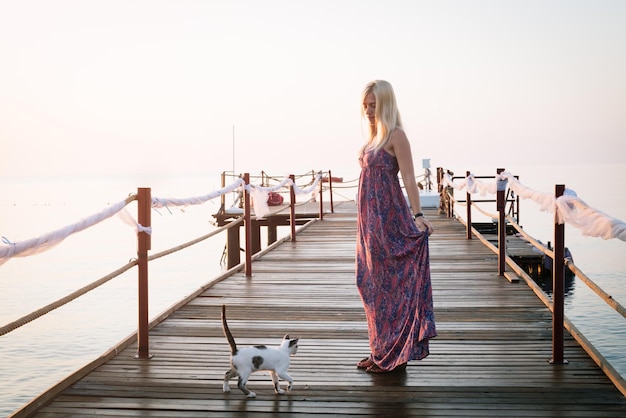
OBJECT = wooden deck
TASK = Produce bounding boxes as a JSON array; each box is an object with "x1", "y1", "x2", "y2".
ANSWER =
[{"x1": 21, "y1": 202, "x2": 626, "y2": 417}]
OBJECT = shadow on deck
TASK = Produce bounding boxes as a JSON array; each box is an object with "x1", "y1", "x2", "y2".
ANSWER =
[{"x1": 22, "y1": 202, "x2": 626, "y2": 417}]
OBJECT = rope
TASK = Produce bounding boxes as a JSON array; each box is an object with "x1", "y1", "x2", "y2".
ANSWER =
[
  {"x1": 506, "y1": 212, "x2": 626, "y2": 320},
  {"x1": 445, "y1": 171, "x2": 626, "y2": 321},
  {"x1": 149, "y1": 217, "x2": 243, "y2": 262},
  {"x1": 0, "y1": 218, "x2": 245, "y2": 336},
  {"x1": 0, "y1": 179, "x2": 244, "y2": 267},
  {"x1": 471, "y1": 202, "x2": 497, "y2": 219},
  {"x1": 566, "y1": 259, "x2": 626, "y2": 319},
  {"x1": 0, "y1": 260, "x2": 137, "y2": 336},
  {"x1": 0, "y1": 198, "x2": 134, "y2": 266},
  {"x1": 443, "y1": 171, "x2": 626, "y2": 242},
  {"x1": 152, "y1": 178, "x2": 244, "y2": 208},
  {"x1": 506, "y1": 214, "x2": 555, "y2": 259},
  {"x1": 0, "y1": 170, "x2": 326, "y2": 335}
]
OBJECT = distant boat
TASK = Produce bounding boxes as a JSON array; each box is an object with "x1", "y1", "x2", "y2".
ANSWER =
[{"x1": 540, "y1": 243, "x2": 575, "y2": 282}]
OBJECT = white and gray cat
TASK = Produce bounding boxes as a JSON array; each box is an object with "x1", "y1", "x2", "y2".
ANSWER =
[{"x1": 221, "y1": 304, "x2": 299, "y2": 398}]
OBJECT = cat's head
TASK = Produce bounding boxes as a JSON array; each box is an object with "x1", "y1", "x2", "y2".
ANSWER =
[{"x1": 281, "y1": 334, "x2": 299, "y2": 356}]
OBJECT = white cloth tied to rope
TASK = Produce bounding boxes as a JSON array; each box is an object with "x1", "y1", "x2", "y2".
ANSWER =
[
  {"x1": 504, "y1": 174, "x2": 556, "y2": 213},
  {"x1": 245, "y1": 174, "x2": 323, "y2": 219},
  {"x1": 1, "y1": 175, "x2": 322, "y2": 266},
  {"x1": 443, "y1": 171, "x2": 626, "y2": 242},
  {"x1": 151, "y1": 178, "x2": 245, "y2": 209},
  {"x1": 0, "y1": 200, "x2": 129, "y2": 266},
  {"x1": 443, "y1": 173, "x2": 468, "y2": 192},
  {"x1": 118, "y1": 208, "x2": 153, "y2": 235},
  {"x1": 496, "y1": 172, "x2": 508, "y2": 192},
  {"x1": 556, "y1": 194, "x2": 626, "y2": 241},
  {"x1": 251, "y1": 188, "x2": 271, "y2": 219},
  {"x1": 244, "y1": 177, "x2": 292, "y2": 219},
  {"x1": 0, "y1": 177, "x2": 246, "y2": 266},
  {"x1": 294, "y1": 173, "x2": 322, "y2": 194}
]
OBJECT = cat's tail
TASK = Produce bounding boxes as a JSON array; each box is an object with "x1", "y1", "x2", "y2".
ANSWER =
[{"x1": 221, "y1": 304, "x2": 238, "y2": 355}]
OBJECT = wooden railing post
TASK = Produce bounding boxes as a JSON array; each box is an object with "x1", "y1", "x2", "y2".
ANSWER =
[
  {"x1": 290, "y1": 174, "x2": 296, "y2": 242},
  {"x1": 226, "y1": 223, "x2": 240, "y2": 269},
  {"x1": 551, "y1": 184, "x2": 568, "y2": 364},
  {"x1": 466, "y1": 171, "x2": 472, "y2": 240},
  {"x1": 244, "y1": 173, "x2": 252, "y2": 277},
  {"x1": 436, "y1": 167, "x2": 445, "y2": 216},
  {"x1": 318, "y1": 172, "x2": 324, "y2": 220},
  {"x1": 438, "y1": 168, "x2": 453, "y2": 218},
  {"x1": 328, "y1": 170, "x2": 335, "y2": 213},
  {"x1": 135, "y1": 187, "x2": 152, "y2": 359},
  {"x1": 220, "y1": 172, "x2": 226, "y2": 213},
  {"x1": 496, "y1": 168, "x2": 507, "y2": 276}
]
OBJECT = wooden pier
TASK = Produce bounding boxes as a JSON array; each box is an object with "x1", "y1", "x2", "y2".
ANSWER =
[{"x1": 15, "y1": 202, "x2": 626, "y2": 417}]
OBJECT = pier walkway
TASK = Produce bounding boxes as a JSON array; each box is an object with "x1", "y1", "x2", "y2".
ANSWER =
[{"x1": 22, "y1": 202, "x2": 626, "y2": 417}]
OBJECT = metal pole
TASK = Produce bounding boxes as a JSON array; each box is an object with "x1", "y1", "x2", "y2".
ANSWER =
[
  {"x1": 551, "y1": 184, "x2": 568, "y2": 364},
  {"x1": 135, "y1": 187, "x2": 152, "y2": 359}
]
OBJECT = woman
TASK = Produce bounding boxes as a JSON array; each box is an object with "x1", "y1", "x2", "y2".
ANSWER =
[{"x1": 356, "y1": 80, "x2": 437, "y2": 373}]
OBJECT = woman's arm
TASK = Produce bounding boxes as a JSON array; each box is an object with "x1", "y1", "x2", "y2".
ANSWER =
[{"x1": 386, "y1": 129, "x2": 434, "y2": 235}]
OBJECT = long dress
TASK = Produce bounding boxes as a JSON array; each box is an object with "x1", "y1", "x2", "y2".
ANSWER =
[{"x1": 356, "y1": 147, "x2": 437, "y2": 371}]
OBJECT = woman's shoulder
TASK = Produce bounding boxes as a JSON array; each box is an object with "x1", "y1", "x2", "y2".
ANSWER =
[
  {"x1": 389, "y1": 127, "x2": 409, "y2": 145},
  {"x1": 390, "y1": 126, "x2": 406, "y2": 136}
]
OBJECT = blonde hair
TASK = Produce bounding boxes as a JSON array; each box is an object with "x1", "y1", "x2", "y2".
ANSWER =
[{"x1": 361, "y1": 80, "x2": 403, "y2": 152}]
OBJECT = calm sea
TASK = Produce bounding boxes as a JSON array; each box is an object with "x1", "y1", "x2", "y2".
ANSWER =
[{"x1": 1, "y1": 164, "x2": 625, "y2": 416}]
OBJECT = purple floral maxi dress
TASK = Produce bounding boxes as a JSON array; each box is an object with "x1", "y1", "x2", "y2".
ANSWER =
[{"x1": 356, "y1": 148, "x2": 437, "y2": 371}]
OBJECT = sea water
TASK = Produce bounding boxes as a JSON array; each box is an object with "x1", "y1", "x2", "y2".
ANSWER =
[{"x1": 1, "y1": 164, "x2": 625, "y2": 416}]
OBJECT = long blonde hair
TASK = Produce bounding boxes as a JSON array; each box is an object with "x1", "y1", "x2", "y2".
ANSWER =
[{"x1": 361, "y1": 80, "x2": 403, "y2": 152}]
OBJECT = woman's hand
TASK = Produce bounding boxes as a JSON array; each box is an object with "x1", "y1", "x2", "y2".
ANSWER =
[{"x1": 415, "y1": 216, "x2": 434, "y2": 236}]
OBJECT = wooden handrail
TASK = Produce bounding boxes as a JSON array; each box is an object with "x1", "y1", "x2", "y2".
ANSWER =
[{"x1": 437, "y1": 168, "x2": 623, "y2": 368}]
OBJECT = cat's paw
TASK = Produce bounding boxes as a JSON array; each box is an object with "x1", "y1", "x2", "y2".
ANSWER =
[
  {"x1": 275, "y1": 387, "x2": 285, "y2": 394},
  {"x1": 247, "y1": 391, "x2": 257, "y2": 398},
  {"x1": 222, "y1": 383, "x2": 231, "y2": 393},
  {"x1": 287, "y1": 382, "x2": 294, "y2": 392}
]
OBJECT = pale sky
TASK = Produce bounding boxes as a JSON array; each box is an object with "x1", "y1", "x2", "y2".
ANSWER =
[{"x1": 1, "y1": 0, "x2": 625, "y2": 178}]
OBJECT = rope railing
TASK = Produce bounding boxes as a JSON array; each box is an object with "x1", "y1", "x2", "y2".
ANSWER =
[
  {"x1": 0, "y1": 217, "x2": 248, "y2": 338},
  {"x1": 260, "y1": 170, "x2": 318, "y2": 187},
  {"x1": 151, "y1": 177, "x2": 244, "y2": 209},
  {"x1": 565, "y1": 259, "x2": 626, "y2": 319},
  {"x1": 442, "y1": 171, "x2": 626, "y2": 242},
  {"x1": 439, "y1": 167, "x2": 626, "y2": 393},
  {"x1": 470, "y1": 200, "x2": 496, "y2": 219},
  {"x1": 504, "y1": 212, "x2": 626, "y2": 320},
  {"x1": 0, "y1": 260, "x2": 138, "y2": 337},
  {"x1": 0, "y1": 178, "x2": 246, "y2": 267},
  {"x1": 0, "y1": 171, "x2": 331, "y2": 339},
  {"x1": 506, "y1": 214, "x2": 555, "y2": 259},
  {"x1": 0, "y1": 195, "x2": 137, "y2": 266},
  {"x1": 245, "y1": 172, "x2": 323, "y2": 218},
  {"x1": 442, "y1": 171, "x2": 625, "y2": 314},
  {"x1": 0, "y1": 172, "x2": 326, "y2": 267}
]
